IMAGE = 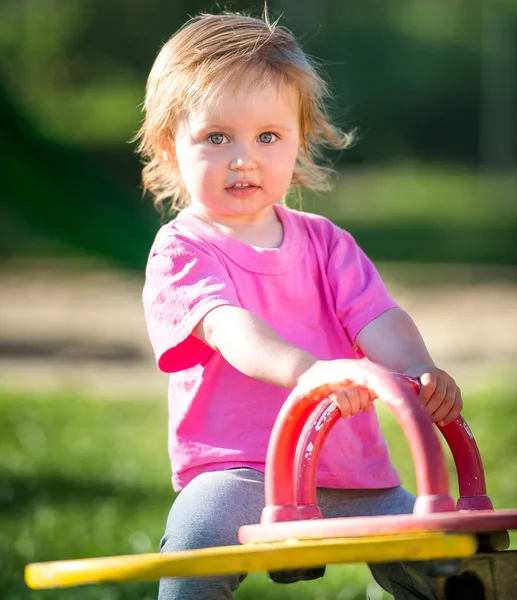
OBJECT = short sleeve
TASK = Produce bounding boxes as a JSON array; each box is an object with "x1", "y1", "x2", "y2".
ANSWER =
[
  {"x1": 327, "y1": 229, "x2": 398, "y2": 350},
  {"x1": 142, "y1": 233, "x2": 240, "y2": 373}
]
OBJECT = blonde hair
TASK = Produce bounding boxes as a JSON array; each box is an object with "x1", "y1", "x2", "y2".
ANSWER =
[{"x1": 135, "y1": 11, "x2": 354, "y2": 214}]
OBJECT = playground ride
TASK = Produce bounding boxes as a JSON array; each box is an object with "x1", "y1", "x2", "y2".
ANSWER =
[{"x1": 25, "y1": 366, "x2": 517, "y2": 598}]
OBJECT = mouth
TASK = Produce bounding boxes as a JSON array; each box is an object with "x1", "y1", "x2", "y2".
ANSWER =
[
  {"x1": 225, "y1": 181, "x2": 259, "y2": 198},
  {"x1": 226, "y1": 181, "x2": 258, "y2": 190}
]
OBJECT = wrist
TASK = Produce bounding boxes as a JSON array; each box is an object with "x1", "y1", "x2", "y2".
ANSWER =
[
  {"x1": 293, "y1": 356, "x2": 321, "y2": 388},
  {"x1": 404, "y1": 362, "x2": 436, "y2": 377}
]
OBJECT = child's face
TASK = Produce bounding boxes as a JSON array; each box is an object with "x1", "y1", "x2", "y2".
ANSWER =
[{"x1": 174, "y1": 79, "x2": 300, "y2": 223}]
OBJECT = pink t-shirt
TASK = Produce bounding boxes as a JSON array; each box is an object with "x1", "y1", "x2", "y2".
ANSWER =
[{"x1": 143, "y1": 204, "x2": 401, "y2": 491}]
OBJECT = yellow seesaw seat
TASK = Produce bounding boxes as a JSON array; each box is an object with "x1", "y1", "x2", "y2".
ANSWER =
[{"x1": 25, "y1": 531, "x2": 476, "y2": 589}]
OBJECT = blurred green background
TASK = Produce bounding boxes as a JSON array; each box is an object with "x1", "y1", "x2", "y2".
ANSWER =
[{"x1": 1, "y1": 0, "x2": 516, "y2": 598}]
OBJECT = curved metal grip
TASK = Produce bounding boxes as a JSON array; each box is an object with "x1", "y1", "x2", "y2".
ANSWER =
[
  {"x1": 261, "y1": 365, "x2": 456, "y2": 525},
  {"x1": 438, "y1": 419, "x2": 492, "y2": 510},
  {"x1": 293, "y1": 375, "x2": 492, "y2": 513},
  {"x1": 398, "y1": 375, "x2": 491, "y2": 509}
]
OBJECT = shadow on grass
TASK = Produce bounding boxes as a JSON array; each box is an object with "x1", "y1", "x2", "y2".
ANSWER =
[
  {"x1": 344, "y1": 223, "x2": 517, "y2": 265},
  {"x1": 0, "y1": 340, "x2": 143, "y2": 363},
  {"x1": 0, "y1": 470, "x2": 174, "y2": 515},
  {"x1": 0, "y1": 472, "x2": 171, "y2": 600}
]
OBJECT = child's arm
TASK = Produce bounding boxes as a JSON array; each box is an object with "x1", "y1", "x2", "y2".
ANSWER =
[
  {"x1": 194, "y1": 305, "x2": 318, "y2": 388},
  {"x1": 194, "y1": 305, "x2": 375, "y2": 419},
  {"x1": 355, "y1": 307, "x2": 463, "y2": 426},
  {"x1": 194, "y1": 304, "x2": 462, "y2": 425}
]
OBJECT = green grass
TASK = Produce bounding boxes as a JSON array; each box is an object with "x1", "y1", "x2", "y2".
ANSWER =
[
  {"x1": 1, "y1": 381, "x2": 516, "y2": 600},
  {"x1": 306, "y1": 165, "x2": 517, "y2": 227},
  {"x1": 298, "y1": 165, "x2": 517, "y2": 265},
  {"x1": 3, "y1": 162, "x2": 517, "y2": 269}
]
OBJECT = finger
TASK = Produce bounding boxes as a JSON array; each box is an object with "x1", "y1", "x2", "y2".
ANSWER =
[
  {"x1": 424, "y1": 378, "x2": 448, "y2": 417},
  {"x1": 418, "y1": 372, "x2": 438, "y2": 406},
  {"x1": 329, "y1": 392, "x2": 352, "y2": 419},
  {"x1": 430, "y1": 384, "x2": 456, "y2": 424},
  {"x1": 331, "y1": 387, "x2": 376, "y2": 419},
  {"x1": 438, "y1": 387, "x2": 463, "y2": 426},
  {"x1": 357, "y1": 387, "x2": 371, "y2": 410},
  {"x1": 344, "y1": 388, "x2": 362, "y2": 417}
]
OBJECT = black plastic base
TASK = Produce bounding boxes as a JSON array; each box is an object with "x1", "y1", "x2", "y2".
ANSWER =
[{"x1": 268, "y1": 566, "x2": 326, "y2": 584}]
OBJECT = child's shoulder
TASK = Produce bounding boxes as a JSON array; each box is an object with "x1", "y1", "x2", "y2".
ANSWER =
[
  {"x1": 155, "y1": 209, "x2": 207, "y2": 241},
  {"x1": 282, "y1": 204, "x2": 331, "y2": 228},
  {"x1": 149, "y1": 211, "x2": 211, "y2": 255},
  {"x1": 281, "y1": 205, "x2": 353, "y2": 243}
]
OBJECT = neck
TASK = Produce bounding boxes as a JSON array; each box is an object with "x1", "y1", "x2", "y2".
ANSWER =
[{"x1": 188, "y1": 205, "x2": 284, "y2": 248}]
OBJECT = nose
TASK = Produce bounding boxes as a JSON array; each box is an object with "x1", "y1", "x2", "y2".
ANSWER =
[{"x1": 230, "y1": 145, "x2": 257, "y2": 171}]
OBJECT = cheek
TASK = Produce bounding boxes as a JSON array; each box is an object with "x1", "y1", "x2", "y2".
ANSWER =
[
  {"x1": 196, "y1": 155, "x2": 225, "y2": 186},
  {"x1": 267, "y1": 146, "x2": 298, "y2": 181},
  {"x1": 177, "y1": 149, "x2": 219, "y2": 187}
]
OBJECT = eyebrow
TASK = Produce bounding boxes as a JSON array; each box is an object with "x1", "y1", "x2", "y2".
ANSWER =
[
  {"x1": 193, "y1": 123, "x2": 294, "y2": 133},
  {"x1": 262, "y1": 125, "x2": 293, "y2": 132}
]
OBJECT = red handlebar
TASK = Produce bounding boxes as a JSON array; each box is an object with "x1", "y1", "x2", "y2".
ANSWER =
[
  {"x1": 386, "y1": 375, "x2": 491, "y2": 510},
  {"x1": 261, "y1": 368, "x2": 492, "y2": 525}
]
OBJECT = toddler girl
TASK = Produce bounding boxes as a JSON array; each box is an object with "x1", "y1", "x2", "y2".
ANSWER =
[{"x1": 138, "y1": 11, "x2": 462, "y2": 600}]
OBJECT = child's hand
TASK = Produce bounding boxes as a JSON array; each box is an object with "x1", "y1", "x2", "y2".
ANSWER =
[
  {"x1": 328, "y1": 384, "x2": 377, "y2": 419},
  {"x1": 404, "y1": 364, "x2": 463, "y2": 426},
  {"x1": 297, "y1": 359, "x2": 378, "y2": 420}
]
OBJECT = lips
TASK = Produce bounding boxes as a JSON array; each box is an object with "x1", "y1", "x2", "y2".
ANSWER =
[
  {"x1": 225, "y1": 181, "x2": 259, "y2": 198},
  {"x1": 226, "y1": 181, "x2": 258, "y2": 190}
]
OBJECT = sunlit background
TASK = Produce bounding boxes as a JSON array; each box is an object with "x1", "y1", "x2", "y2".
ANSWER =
[{"x1": 1, "y1": 1, "x2": 516, "y2": 599}]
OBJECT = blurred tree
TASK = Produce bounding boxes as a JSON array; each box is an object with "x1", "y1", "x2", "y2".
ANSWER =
[
  {"x1": 0, "y1": 0, "x2": 515, "y2": 266},
  {"x1": 1, "y1": 0, "x2": 515, "y2": 165},
  {"x1": 0, "y1": 80, "x2": 157, "y2": 269}
]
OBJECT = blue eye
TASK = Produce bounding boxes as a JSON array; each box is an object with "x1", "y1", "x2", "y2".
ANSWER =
[
  {"x1": 258, "y1": 132, "x2": 277, "y2": 144},
  {"x1": 208, "y1": 133, "x2": 226, "y2": 145}
]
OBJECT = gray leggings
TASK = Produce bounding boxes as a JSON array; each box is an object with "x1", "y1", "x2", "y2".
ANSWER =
[{"x1": 159, "y1": 468, "x2": 438, "y2": 599}]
